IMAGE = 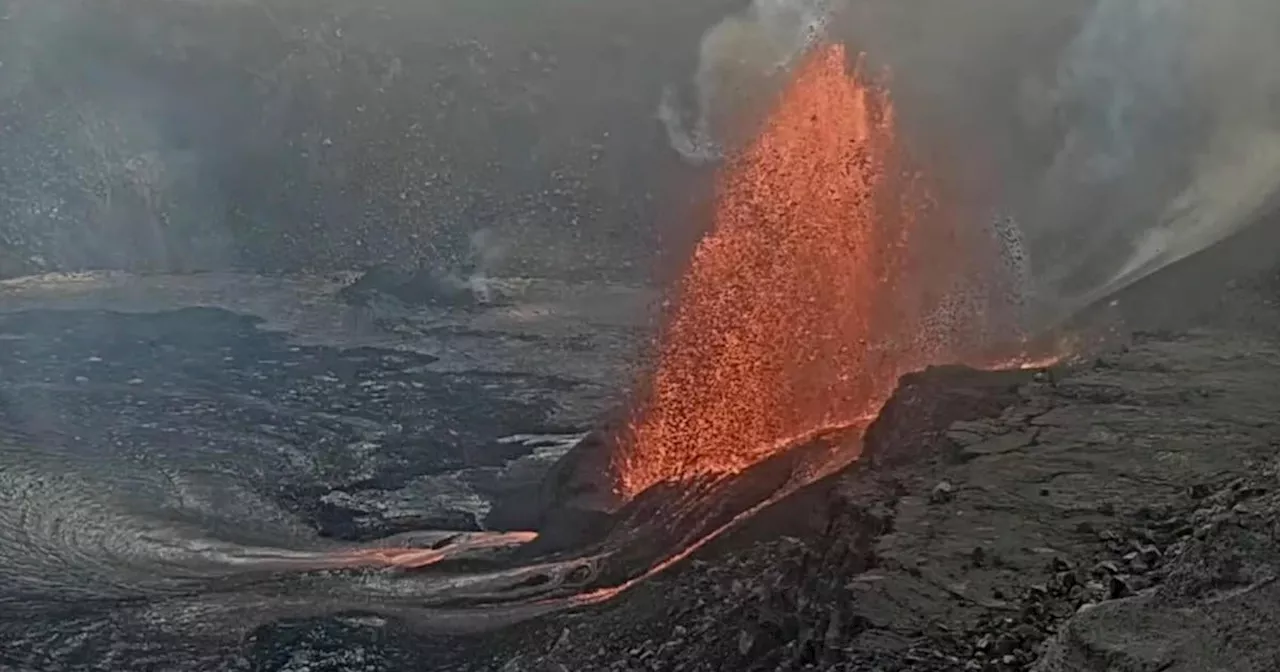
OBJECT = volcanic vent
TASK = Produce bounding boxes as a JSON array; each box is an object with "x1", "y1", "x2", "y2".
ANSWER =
[{"x1": 612, "y1": 43, "x2": 1027, "y2": 500}]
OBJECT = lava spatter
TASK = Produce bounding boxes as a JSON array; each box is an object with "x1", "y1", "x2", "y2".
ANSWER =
[{"x1": 613, "y1": 43, "x2": 1020, "y2": 499}]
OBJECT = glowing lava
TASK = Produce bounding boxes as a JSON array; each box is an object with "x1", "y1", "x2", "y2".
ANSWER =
[{"x1": 614, "y1": 43, "x2": 1024, "y2": 499}]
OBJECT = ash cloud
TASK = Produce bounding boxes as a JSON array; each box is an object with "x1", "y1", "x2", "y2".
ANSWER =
[{"x1": 666, "y1": 0, "x2": 1280, "y2": 332}]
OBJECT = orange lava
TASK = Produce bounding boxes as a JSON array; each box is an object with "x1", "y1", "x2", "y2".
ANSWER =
[
  {"x1": 315, "y1": 532, "x2": 539, "y2": 570},
  {"x1": 614, "y1": 43, "x2": 1024, "y2": 499}
]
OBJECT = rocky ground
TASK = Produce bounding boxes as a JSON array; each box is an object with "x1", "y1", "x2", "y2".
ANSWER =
[
  {"x1": 443, "y1": 225, "x2": 1280, "y2": 672},
  {"x1": 2, "y1": 228, "x2": 1280, "y2": 671},
  {"x1": 436, "y1": 226, "x2": 1280, "y2": 672},
  {"x1": 472, "y1": 330, "x2": 1280, "y2": 672}
]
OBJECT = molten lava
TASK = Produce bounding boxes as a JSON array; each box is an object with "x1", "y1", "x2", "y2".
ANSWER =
[{"x1": 614, "y1": 44, "x2": 1023, "y2": 499}]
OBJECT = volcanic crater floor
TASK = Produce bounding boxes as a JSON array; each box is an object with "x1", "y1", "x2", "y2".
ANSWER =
[{"x1": 1, "y1": 270, "x2": 1279, "y2": 672}]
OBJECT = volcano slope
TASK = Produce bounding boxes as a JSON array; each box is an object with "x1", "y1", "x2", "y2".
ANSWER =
[{"x1": 402, "y1": 226, "x2": 1280, "y2": 671}]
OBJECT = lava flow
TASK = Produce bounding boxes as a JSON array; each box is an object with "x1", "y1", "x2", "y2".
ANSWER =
[{"x1": 613, "y1": 43, "x2": 1027, "y2": 499}]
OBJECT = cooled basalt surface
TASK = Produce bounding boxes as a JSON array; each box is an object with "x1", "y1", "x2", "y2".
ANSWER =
[{"x1": 0, "y1": 271, "x2": 655, "y2": 670}]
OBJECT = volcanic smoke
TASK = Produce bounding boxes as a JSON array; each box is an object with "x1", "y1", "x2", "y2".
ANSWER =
[{"x1": 614, "y1": 43, "x2": 1026, "y2": 499}]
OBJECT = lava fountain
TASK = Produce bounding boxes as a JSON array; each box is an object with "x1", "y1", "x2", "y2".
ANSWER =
[
  {"x1": 304, "y1": 42, "x2": 1043, "y2": 600},
  {"x1": 613, "y1": 43, "x2": 1028, "y2": 500},
  {"x1": 310, "y1": 43, "x2": 1058, "y2": 620},
  {"x1": 0, "y1": 39, "x2": 1065, "y2": 658},
  {"x1": 233, "y1": 41, "x2": 1059, "y2": 627}
]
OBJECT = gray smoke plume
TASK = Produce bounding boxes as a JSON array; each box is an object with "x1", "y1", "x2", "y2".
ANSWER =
[
  {"x1": 0, "y1": 0, "x2": 235, "y2": 277},
  {"x1": 664, "y1": 0, "x2": 1280, "y2": 332},
  {"x1": 659, "y1": 0, "x2": 832, "y2": 164},
  {"x1": 1028, "y1": 0, "x2": 1280, "y2": 323}
]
